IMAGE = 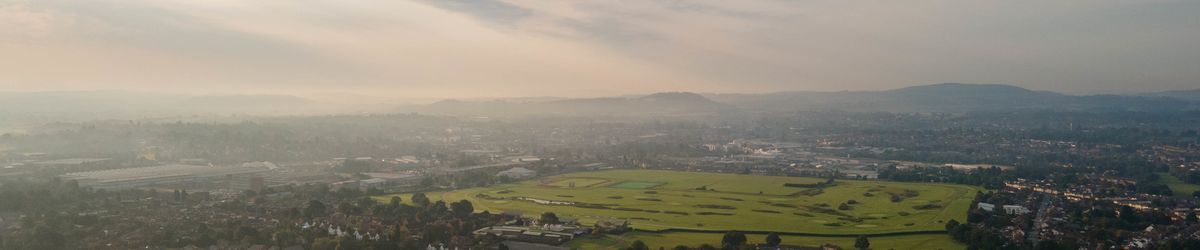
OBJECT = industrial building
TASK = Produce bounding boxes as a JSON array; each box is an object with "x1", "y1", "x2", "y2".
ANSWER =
[
  {"x1": 60, "y1": 164, "x2": 270, "y2": 190},
  {"x1": 472, "y1": 225, "x2": 584, "y2": 245}
]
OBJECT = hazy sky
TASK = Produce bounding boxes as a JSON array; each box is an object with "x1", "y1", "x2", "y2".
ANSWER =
[{"x1": 1, "y1": 0, "x2": 1197, "y2": 97}]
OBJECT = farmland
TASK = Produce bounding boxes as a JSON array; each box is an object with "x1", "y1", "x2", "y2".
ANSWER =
[{"x1": 377, "y1": 170, "x2": 979, "y2": 236}]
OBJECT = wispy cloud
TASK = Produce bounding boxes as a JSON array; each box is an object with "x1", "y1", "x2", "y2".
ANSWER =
[
  {"x1": 1, "y1": 0, "x2": 1197, "y2": 96},
  {"x1": 420, "y1": 0, "x2": 532, "y2": 24}
]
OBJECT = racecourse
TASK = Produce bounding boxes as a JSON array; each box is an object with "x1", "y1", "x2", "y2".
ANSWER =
[{"x1": 376, "y1": 169, "x2": 979, "y2": 235}]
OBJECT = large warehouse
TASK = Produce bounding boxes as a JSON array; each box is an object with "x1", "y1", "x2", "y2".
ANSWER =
[{"x1": 60, "y1": 164, "x2": 270, "y2": 190}]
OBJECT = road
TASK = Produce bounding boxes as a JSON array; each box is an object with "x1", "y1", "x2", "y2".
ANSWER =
[{"x1": 1028, "y1": 194, "x2": 1052, "y2": 246}]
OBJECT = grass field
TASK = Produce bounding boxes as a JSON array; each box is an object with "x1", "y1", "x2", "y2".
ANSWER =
[
  {"x1": 377, "y1": 170, "x2": 979, "y2": 236},
  {"x1": 610, "y1": 181, "x2": 665, "y2": 189},
  {"x1": 1159, "y1": 173, "x2": 1200, "y2": 198},
  {"x1": 569, "y1": 232, "x2": 964, "y2": 250},
  {"x1": 545, "y1": 178, "x2": 613, "y2": 188}
]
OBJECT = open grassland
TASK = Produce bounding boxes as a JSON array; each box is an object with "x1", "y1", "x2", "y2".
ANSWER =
[
  {"x1": 545, "y1": 177, "x2": 613, "y2": 188},
  {"x1": 376, "y1": 170, "x2": 979, "y2": 235},
  {"x1": 1158, "y1": 173, "x2": 1200, "y2": 198},
  {"x1": 610, "y1": 181, "x2": 665, "y2": 189},
  {"x1": 569, "y1": 231, "x2": 964, "y2": 250}
]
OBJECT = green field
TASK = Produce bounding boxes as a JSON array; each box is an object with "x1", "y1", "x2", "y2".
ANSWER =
[
  {"x1": 544, "y1": 178, "x2": 613, "y2": 188},
  {"x1": 1159, "y1": 173, "x2": 1200, "y2": 198},
  {"x1": 610, "y1": 181, "x2": 665, "y2": 189},
  {"x1": 378, "y1": 170, "x2": 979, "y2": 236},
  {"x1": 569, "y1": 232, "x2": 963, "y2": 250}
]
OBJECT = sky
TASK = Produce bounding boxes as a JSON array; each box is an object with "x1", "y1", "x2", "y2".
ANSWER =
[{"x1": 1, "y1": 0, "x2": 1198, "y2": 98}]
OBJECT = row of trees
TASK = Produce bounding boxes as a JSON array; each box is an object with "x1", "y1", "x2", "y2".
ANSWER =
[{"x1": 620, "y1": 231, "x2": 866, "y2": 250}]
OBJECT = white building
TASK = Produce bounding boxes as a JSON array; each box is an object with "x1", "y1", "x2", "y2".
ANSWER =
[
  {"x1": 496, "y1": 167, "x2": 537, "y2": 179},
  {"x1": 978, "y1": 202, "x2": 996, "y2": 212}
]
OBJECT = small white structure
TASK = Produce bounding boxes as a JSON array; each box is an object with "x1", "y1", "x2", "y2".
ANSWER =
[
  {"x1": 1128, "y1": 237, "x2": 1150, "y2": 249},
  {"x1": 977, "y1": 202, "x2": 996, "y2": 212},
  {"x1": 496, "y1": 167, "x2": 537, "y2": 179}
]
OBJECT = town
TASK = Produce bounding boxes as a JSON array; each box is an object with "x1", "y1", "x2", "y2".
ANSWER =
[
  {"x1": 1, "y1": 108, "x2": 1198, "y2": 249},
  {"x1": 2, "y1": 1, "x2": 1200, "y2": 249}
]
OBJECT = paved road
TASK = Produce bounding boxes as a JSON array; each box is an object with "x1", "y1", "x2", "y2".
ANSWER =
[{"x1": 1028, "y1": 194, "x2": 1052, "y2": 246}]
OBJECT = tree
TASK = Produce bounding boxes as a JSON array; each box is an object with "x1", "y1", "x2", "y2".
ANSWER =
[
  {"x1": 24, "y1": 225, "x2": 66, "y2": 250},
  {"x1": 412, "y1": 193, "x2": 431, "y2": 207},
  {"x1": 311, "y1": 237, "x2": 338, "y2": 250},
  {"x1": 672, "y1": 246, "x2": 690, "y2": 250},
  {"x1": 273, "y1": 228, "x2": 300, "y2": 247},
  {"x1": 336, "y1": 235, "x2": 363, "y2": 250},
  {"x1": 1119, "y1": 206, "x2": 1140, "y2": 223},
  {"x1": 765, "y1": 232, "x2": 782, "y2": 247},
  {"x1": 194, "y1": 224, "x2": 216, "y2": 247},
  {"x1": 337, "y1": 202, "x2": 358, "y2": 215},
  {"x1": 304, "y1": 200, "x2": 326, "y2": 218},
  {"x1": 540, "y1": 212, "x2": 560, "y2": 224},
  {"x1": 1034, "y1": 240, "x2": 1061, "y2": 250},
  {"x1": 945, "y1": 219, "x2": 961, "y2": 231},
  {"x1": 625, "y1": 240, "x2": 649, "y2": 250},
  {"x1": 451, "y1": 200, "x2": 474, "y2": 218},
  {"x1": 389, "y1": 196, "x2": 402, "y2": 209},
  {"x1": 855, "y1": 235, "x2": 870, "y2": 250},
  {"x1": 721, "y1": 231, "x2": 746, "y2": 250},
  {"x1": 838, "y1": 203, "x2": 852, "y2": 210},
  {"x1": 235, "y1": 226, "x2": 260, "y2": 244}
]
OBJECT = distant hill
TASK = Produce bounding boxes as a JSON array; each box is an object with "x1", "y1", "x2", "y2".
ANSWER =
[
  {"x1": 707, "y1": 83, "x2": 1197, "y2": 113},
  {"x1": 416, "y1": 92, "x2": 736, "y2": 117},
  {"x1": 1140, "y1": 89, "x2": 1200, "y2": 102},
  {"x1": 176, "y1": 94, "x2": 316, "y2": 111},
  {"x1": 413, "y1": 83, "x2": 1199, "y2": 117},
  {"x1": 3, "y1": 84, "x2": 1197, "y2": 124}
]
